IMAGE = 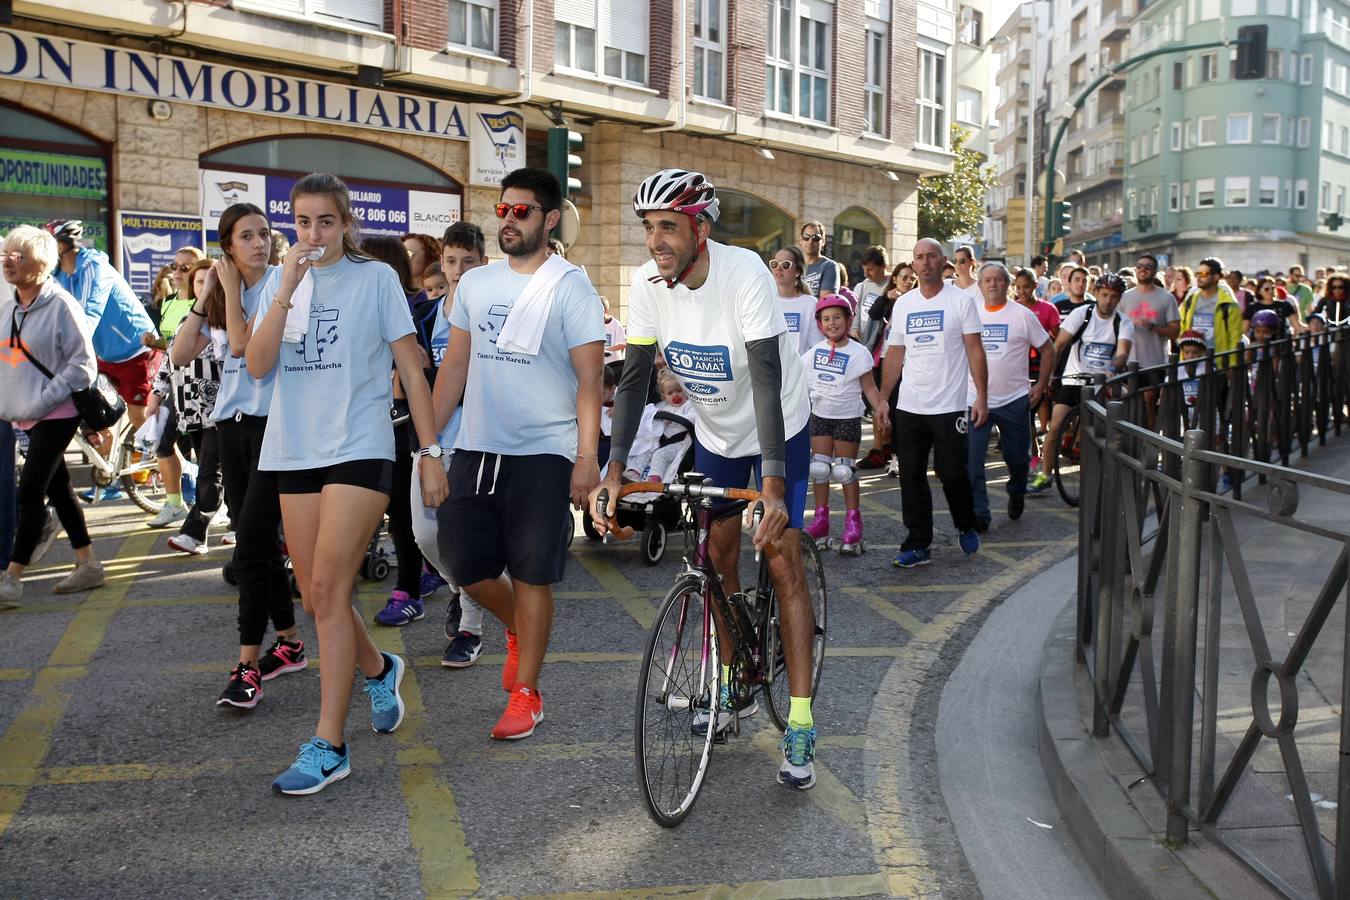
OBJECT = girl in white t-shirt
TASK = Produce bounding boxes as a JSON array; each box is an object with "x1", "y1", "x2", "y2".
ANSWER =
[
  {"x1": 800, "y1": 293, "x2": 885, "y2": 555},
  {"x1": 772, "y1": 245, "x2": 820, "y2": 355}
]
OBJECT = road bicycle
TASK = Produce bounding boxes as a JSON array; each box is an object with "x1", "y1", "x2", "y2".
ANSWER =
[
  {"x1": 74, "y1": 416, "x2": 164, "y2": 513},
  {"x1": 597, "y1": 474, "x2": 828, "y2": 827}
]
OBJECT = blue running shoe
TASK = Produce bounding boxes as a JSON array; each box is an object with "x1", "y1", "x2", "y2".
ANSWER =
[
  {"x1": 959, "y1": 529, "x2": 980, "y2": 556},
  {"x1": 80, "y1": 485, "x2": 125, "y2": 504},
  {"x1": 692, "y1": 682, "x2": 757, "y2": 734},
  {"x1": 271, "y1": 737, "x2": 350, "y2": 795},
  {"x1": 364, "y1": 652, "x2": 405, "y2": 733},
  {"x1": 777, "y1": 725, "x2": 817, "y2": 790},
  {"x1": 420, "y1": 565, "x2": 447, "y2": 599},
  {"x1": 893, "y1": 547, "x2": 931, "y2": 568},
  {"x1": 374, "y1": 591, "x2": 424, "y2": 626}
]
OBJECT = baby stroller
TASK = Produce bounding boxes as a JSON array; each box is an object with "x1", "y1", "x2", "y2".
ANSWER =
[{"x1": 582, "y1": 411, "x2": 696, "y2": 565}]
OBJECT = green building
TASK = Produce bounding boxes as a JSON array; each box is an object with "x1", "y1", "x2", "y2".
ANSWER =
[{"x1": 1123, "y1": 0, "x2": 1350, "y2": 273}]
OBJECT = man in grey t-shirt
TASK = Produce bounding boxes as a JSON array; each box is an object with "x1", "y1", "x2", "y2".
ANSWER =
[
  {"x1": 799, "y1": 220, "x2": 838, "y2": 298},
  {"x1": 1119, "y1": 254, "x2": 1180, "y2": 369}
]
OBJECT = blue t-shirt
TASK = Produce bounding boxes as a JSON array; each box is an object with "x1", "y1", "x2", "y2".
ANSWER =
[
  {"x1": 448, "y1": 259, "x2": 604, "y2": 460},
  {"x1": 258, "y1": 256, "x2": 415, "y2": 470},
  {"x1": 430, "y1": 301, "x2": 462, "y2": 450},
  {"x1": 212, "y1": 265, "x2": 283, "y2": 421}
]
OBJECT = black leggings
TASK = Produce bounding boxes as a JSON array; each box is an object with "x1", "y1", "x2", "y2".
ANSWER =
[
  {"x1": 216, "y1": 415, "x2": 294, "y2": 647},
  {"x1": 386, "y1": 422, "x2": 422, "y2": 597},
  {"x1": 178, "y1": 427, "x2": 222, "y2": 543},
  {"x1": 13, "y1": 417, "x2": 90, "y2": 566}
]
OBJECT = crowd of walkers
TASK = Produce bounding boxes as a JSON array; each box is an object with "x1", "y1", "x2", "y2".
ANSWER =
[{"x1": 2, "y1": 164, "x2": 1346, "y2": 796}]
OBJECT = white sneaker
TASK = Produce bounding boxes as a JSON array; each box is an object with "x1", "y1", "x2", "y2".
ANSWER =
[
  {"x1": 220, "y1": 531, "x2": 237, "y2": 546},
  {"x1": 147, "y1": 503, "x2": 188, "y2": 529},
  {"x1": 52, "y1": 560, "x2": 105, "y2": 594},
  {"x1": 167, "y1": 533, "x2": 206, "y2": 555},
  {"x1": 210, "y1": 507, "x2": 230, "y2": 527},
  {"x1": 0, "y1": 571, "x2": 21, "y2": 609}
]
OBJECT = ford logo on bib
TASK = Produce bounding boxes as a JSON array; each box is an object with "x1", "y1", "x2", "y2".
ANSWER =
[
  {"x1": 684, "y1": 382, "x2": 720, "y2": 396},
  {"x1": 915, "y1": 334, "x2": 936, "y2": 345}
]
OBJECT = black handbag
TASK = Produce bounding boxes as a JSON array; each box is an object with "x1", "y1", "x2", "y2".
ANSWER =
[{"x1": 12, "y1": 306, "x2": 126, "y2": 430}]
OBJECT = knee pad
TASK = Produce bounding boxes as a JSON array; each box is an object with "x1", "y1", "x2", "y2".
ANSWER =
[
  {"x1": 809, "y1": 453, "x2": 832, "y2": 484},
  {"x1": 830, "y1": 457, "x2": 857, "y2": 484}
]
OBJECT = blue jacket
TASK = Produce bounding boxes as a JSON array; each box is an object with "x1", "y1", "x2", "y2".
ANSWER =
[{"x1": 54, "y1": 247, "x2": 155, "y2": 363}]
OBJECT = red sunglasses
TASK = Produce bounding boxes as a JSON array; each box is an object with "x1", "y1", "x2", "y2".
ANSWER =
[{"x1": 495, "y1": 203, "x2": 547, "y2": 220}]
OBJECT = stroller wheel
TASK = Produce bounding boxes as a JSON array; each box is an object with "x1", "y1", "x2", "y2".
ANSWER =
[
  {"x1": 581, "y1": 508, "x2": 602, "y2": 541},
  {"x1": 641, "y1": 522, "x2": 667, "y2": 566},
  {"x1": 370, "y1": 558, "x2": 391, "y2": 581}
]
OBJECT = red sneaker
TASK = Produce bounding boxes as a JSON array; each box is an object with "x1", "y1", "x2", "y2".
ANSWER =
[
  {"x1": 502, "y1": 630, "x2": 519, "y2": 692},
  {"x1": 491, "y1": 684, "x2": 543, "y2": 740},
  {"x1": 856, "y1": 448, "x2": 886, "y2": 470}
]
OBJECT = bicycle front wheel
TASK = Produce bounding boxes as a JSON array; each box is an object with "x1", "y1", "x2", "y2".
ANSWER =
[
  {"x1": 763, "y1": 532, "x2": 828, "y2": 732},
  {"x1": 1054, "y1": 406, "x2": 1083, "y2": 508},
  {"x1": 116, "y1": 428, "x2": 164, "y2": 514},
  {"x1": 635, "y1": 577, "x2": 720, "y2": 828}
]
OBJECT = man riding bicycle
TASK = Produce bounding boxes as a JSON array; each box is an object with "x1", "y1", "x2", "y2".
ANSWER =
[{"x1": 590, "y1": 169, "x2": 820, "y2": 789}]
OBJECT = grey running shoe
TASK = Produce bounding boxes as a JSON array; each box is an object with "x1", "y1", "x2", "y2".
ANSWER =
[
  {"x1": 52, "y1": 560, "x2": 106, "y2": 594},
  {"x1": 0, "y1": 571, "x2": 21, "y2": 609}
]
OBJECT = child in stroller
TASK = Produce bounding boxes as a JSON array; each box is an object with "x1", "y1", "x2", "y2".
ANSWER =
[{"x1": 583, "y1": 372, "x2": 697, "y2": 564}]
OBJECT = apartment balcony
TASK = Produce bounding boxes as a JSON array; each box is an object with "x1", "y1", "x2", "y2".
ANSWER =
[
  {"x1": 994, "y1": 127, "x2": 1025, "y2": 155},
  {"x1": 1315, "y1": 17, "x2": 1350, "y2": 50},
  {"x1": 1100, "y1": 9, "x2": 1131, "y2": 44},
  {"x1": 1063, "y1": 164, "x2": 1124, "y2": 199}
]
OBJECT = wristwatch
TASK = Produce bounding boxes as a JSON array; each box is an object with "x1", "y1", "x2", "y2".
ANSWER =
[{"x1": 417, "y1": 445, "x2": 444, "y2": 459}]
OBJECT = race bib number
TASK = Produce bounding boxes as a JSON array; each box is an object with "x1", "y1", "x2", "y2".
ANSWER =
[
  {"x1": 981, "y1": 323, "x2": 1009, "y2": 356},
  {"x1": 906, "y1": 310, "x2": 945, "y2": 354},
  {"x1": 1193, "y1": 311, "x2": 1215, "y2": 336},
  {"x1": 430, "y1": 336, "x2": 448, "y2": 367},
  {"x1": 784, "y1": 312, "x2": 802, "y2": 333},
  {"x1": 1082, "y1": 341, "x2": 1114, "y2": 369},
  {"x1": 665, "y1": 340, "x2": 733, "y2": 399},
  {"x1": 811, "y1": 347, "x2": 848, "y2": 382}
]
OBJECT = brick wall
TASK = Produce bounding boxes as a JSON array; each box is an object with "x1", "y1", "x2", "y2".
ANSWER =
[
  {"x1": 833, "y1": 1, "x2": 866, "y2": 137},
  {"x1": 648, "y1": 0, "x2": 678, "y2": 100},
  {"x1": 499, "y1": 0, "x2": 517, "y2": 64},
  {"x1": 890, "y1": 1, "x2": 919, "y2": 151},
  {"x1": 401, "y1": 0, "x2": 448, "y2": 52},
  {"x1": 533, "y1": 0, "x2": 555, "y2": 73},
  {"x1": 728, "y1": 0, "x2": 766, "y2": 119}
]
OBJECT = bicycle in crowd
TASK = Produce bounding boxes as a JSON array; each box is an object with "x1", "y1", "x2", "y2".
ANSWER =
[
  {"x1": 74, "y1": 412, "x2": 165, "y2": 514},
  {"x1": 597, "y1": 475, "x2": 828, "y2": 827}
]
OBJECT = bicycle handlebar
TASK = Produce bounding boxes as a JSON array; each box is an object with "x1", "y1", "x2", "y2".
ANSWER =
[{"x1": 594, "y1": 482, "x2": 774, "y2": 558}]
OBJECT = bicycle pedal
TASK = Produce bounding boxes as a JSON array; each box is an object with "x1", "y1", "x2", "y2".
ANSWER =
[{"x1": 713, "y1": 729, "x2": 730, "y2": 745}]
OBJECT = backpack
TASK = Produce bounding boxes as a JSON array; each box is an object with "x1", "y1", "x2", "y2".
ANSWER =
[{"x1": 1054, "y1": 303, "x2": 1121, "y2": 378}]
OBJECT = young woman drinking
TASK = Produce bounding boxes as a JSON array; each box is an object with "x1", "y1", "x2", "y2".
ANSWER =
[
  {"x1": 171, "y1": 204, "x2": 303, "y2": 711},
  {"x1": 245, "y1": 173, "x2": 448, "y2": 795}
]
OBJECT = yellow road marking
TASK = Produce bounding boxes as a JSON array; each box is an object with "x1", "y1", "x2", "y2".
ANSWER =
[
  {"x1": 0, "y1": 669, "x2": 32, "y2": 681},
  {"x1": 574, "y1": 555, "x2": 657, "y2": 629},
  {"x1": 0, "y1": 530, "x2": 157, "y2": 838},
  {"x1": 843, "y1": 587, "x2": 926, "y2": 635},
  {"x1": 509, "y1": 871, "x2": 889, "y2": 899}
]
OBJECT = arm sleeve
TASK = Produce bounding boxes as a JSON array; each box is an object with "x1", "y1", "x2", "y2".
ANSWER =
[
  {"x1": 608, "y1": 340, "x2": 657, "y2": 467},
  {"x1": 746, "y1": 337, "x2": 787, "y2": 478}
]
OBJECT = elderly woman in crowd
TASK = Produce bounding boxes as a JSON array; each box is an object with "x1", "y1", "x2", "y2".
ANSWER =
[{"x1": 0, "y1": 225, "x2": 106, "y2": 608}]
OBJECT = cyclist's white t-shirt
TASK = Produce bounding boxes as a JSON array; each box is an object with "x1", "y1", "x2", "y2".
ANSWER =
[
  {"x1": 886, "y1": 283, "x2": 983, "y2": 415},
  {"x1": 801, "y1": 338, "x2": 873, "y2": 419},
  {"x1": 627, "y1": 240, "x2": 811, "y2": 459},
  {"x1": 970, "y1": 301, "x2": 1050, "y2": 408},
  {"x1": 779, "y1": 294, "x2": 818, "y2": 355},
  {"x1": 1061, "y1": 304, "x2": 1135, "y2": 380}
]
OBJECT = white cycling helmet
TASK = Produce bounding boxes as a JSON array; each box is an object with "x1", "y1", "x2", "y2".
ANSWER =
[{"x1": 632, "y1": 169, "x2": 720, "y2": 223}]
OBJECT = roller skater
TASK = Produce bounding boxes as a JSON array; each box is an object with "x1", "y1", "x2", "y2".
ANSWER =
[{"x1": 800, "y1": 292, "x2": 886, "y2": 557}]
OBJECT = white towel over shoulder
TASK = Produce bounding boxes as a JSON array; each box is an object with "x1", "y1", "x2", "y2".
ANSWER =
[
  {"x1": 495, "y1": 253, "x2": 581, "y2": 356},
  {"x1": 281, "y1": 269, "x2": 314, "y2": 343}
]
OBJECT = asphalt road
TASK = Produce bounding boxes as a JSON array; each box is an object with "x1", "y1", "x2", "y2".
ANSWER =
[{"x1": 0, "y1": 442, "x2": 1083, "y2": 898}]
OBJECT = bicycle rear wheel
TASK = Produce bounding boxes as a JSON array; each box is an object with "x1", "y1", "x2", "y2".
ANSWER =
[
  {"x1": 635, "y1": 577, "x2": 720, "y2": 827},
  {"x1": 1054, "y1": 406, "x2": 1083, "y2": 508},
  {"x1": 117, "y1": 429, "x2": 164, "y2": 514},
  {"x1": 763, "y1": 532, "x2": 828, "y2": 732}
]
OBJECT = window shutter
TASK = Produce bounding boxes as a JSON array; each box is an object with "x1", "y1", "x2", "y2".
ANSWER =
[
  {"x1": 556, "y1": 0, "x2": 598, "y2": 29},
  {"x1": 604, "y1": 0, "x2": 648, "y2": 55},
  {"x1": 315, "y1": 0, "x2": 384, "y2": 29},
  {"x1": 242, "y1": 0, "x2": 306, "y2": 17}
]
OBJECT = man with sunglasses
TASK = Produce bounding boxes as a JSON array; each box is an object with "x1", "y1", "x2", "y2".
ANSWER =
[
  {"x1": 798, "y1": 221, "x2": 838, "y2": 299},
  {"x1": 431, "y1": 167, "x2": 605, "y2": 741},
  {"x1": 1120, "y1": 254, "x2": 1180, "y2": 372},
  {"x1": 591, "y1": 168, "x2": 820, "y2": 790}
]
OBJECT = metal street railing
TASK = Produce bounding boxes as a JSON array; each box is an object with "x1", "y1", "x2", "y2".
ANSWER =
[{"x1": 1075, "y1": 323, "x2": 1350, "y2": 899}]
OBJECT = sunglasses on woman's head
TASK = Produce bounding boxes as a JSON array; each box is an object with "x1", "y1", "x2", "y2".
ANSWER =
[
  {"x1": 494, "y1": 202, "x2": 546, "y2": 220},
  {"x1": 769, "y1": 260, "x2": 795, "y2": 270}
]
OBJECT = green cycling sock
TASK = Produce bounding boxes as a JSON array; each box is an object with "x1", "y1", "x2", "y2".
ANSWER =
[
  {"x1": 720, "y1": 664, "x2": 731, "y2": 687},
  {"x1": 788, "y1": 696, "x2": 814, "y2": 730},
  {"x1": 165, "y1": 492, "x2": 182, "y2": 507}
]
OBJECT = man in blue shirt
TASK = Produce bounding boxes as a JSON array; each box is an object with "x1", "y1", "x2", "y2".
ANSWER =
[{"x1": 47, "y1": 220, "x2": 159, "y2": 430}]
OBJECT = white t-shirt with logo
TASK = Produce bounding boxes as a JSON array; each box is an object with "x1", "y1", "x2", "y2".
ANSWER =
[
  {"x1": 969, "y1": 302, "x2": 1050, "y2": 408},
  {"x1": 627, "y1": 240, "x2": 811, "y2": 459},
  {"x1": 780, "y1": 294, "x2": 818, "y2": 355},
  {"x1": 603, "y1": 315, "x2": 626, "y2": 362},
  {"x1": 801, "y1": 338, "x2": 873, "y2": 420},
  {"x1": 1061, "y1": 304, "x2": 1135, "y2": 380},
  {"x1": 886, "y1": 283, "x2": 984, "y2": 415}
]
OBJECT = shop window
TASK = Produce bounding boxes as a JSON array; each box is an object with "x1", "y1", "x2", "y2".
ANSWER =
[
  {"x1": 707, "y1": 189, "x2": 793, "y2": 261},
  {"x1": 832, "y1": 207, "x2": 885, "y2": 286},
  {"x1": 0, "y1": 102, "x2": 110, "y2": 252}
]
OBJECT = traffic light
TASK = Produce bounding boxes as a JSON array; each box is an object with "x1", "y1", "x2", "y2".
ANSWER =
[
  {"x1": 1326, "y1": 212, "x2": 1345, "y2": 231},
  {"x1": 1235, "y1": 25, "x2": 1268, "y2": 80},
  {"x1": 547, "y1": 127, "x2": 583, "y2": 198},
  {"x1": 1054, "y1": 201, "x2": 1073, "y2": 237}
]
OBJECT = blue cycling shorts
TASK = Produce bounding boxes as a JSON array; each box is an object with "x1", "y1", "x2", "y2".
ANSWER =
[{"x1": 692, "y1": 425, "x2": 811, "y2": 529}]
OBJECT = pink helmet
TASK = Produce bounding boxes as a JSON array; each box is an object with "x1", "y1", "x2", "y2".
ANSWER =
[{"x1": 815, "y1": 290, "x2": 856, "y2": 320}]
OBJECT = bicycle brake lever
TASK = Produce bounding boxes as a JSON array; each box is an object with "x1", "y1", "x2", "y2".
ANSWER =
[
  {"x1": 751, "y1": 500, "x2": 765, "y2": 563},
  {"x1": 596, "y1": 489, "x2": 611, "y2": 543}
]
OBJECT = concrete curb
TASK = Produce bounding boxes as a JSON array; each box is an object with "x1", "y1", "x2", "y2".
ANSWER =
[{"x1": 1036, "y1": 601, "x2": 1217, "y2": 900}]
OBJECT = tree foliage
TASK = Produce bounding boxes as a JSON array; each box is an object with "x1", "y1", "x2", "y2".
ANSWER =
[{"x1": 917, "y1": 125, "x2": 995, "y2": 245}]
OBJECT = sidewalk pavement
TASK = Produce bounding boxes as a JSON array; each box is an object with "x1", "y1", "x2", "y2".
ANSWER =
[{"x1": 1037, "y1": 434, "x2": 1350, "y2": 899}]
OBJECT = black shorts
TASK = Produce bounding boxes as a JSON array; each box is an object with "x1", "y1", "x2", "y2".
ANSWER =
[
  {"x1": 1054, "y1": 381, "x2": 1093, "y2": 407},
  {"x1": 274, "y1": 458, "x2": 394, "y2": 495},
  {"x1": 809, "y1": 414, "x2": 863, "y2": 444},
  {"x1": 438, "y1": 451, "x2": 572, "y2": 587}
]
